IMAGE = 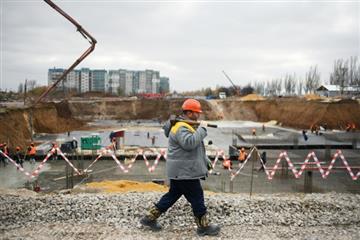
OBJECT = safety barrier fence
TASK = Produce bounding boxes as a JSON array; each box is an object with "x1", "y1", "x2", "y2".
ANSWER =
[
  {"x1": 209, "y1": 147, "x2": 360, "y2": 181},
  {"x1": 82, "y1": 148, "x2": 167, "y2": 174},
  {"x1": 0, "y1": 148, "x2": 81, "y2": 179},
  {"x1": 1, "y1": 147, "x2": 359, "y2": 181},
  {"x1": 0, "y1": 147, "x2": 166, "y2": 179}
]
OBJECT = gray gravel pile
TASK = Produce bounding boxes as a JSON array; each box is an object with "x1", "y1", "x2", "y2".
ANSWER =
[{"x1": 1, "y1": 190, "x2": 360, "y2": 239}]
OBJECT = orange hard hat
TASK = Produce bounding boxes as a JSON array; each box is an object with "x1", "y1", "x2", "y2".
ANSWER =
[
  {"x1": 16, "y1": 146, "x2": 20, "y2": 151},
  {"x1": 182, "y1": 99, "x2": 202, "y2": 113}
]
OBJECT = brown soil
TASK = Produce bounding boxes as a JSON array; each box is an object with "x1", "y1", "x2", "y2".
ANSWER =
[
  {"x1": 214, "y1": 98, "x2": 360, "y2": 130},
  {"x1": 86, "y1": 180, "x2": 169, "y2": 193},
  {"x1": 0, "y1": 101, "x2": 84, "y2": 149},
  {"x1": 240, "y1": 94, "x2": 265, "y2": 101},
  {"x1": 68, "y1": 98, "x2": 217, "y2": 121}
]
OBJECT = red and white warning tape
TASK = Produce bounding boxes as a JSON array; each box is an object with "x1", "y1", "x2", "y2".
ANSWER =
[
  {"x1": 230, "y1": 148, "x2": 360, "y2": 181},
  {"x1": 208, "y1": 150, "x2": 226, "y2": 172},
  {"x1": 0, "y1": 147, "x2": 81, "y2": 178},
  {"x1": 142, "y1": 149, "x2": 166, "y2": 172},
  {"x1": 83, "y1": 148, "x2": 167, "y2": 173},
  {"x1": 326, "y1": 150, "x2": 360, "y2": 180},
  {"x1": 4, "y1": 146, "x2": 359, "y2": 181},
  {"x1": 0, "y1": 150, "x2": 32, "y2": 177}
]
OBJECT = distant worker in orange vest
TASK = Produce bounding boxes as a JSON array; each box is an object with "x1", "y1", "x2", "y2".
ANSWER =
[
  {"x1": 351, "y1": 123, "x2": 356, "y2": 132},
  {"x1": 27, "y1": 143, "x2": 36, "y2": 164},
  {"x1": 238, "y1": 148, "x2": 248, "y2": 163}
]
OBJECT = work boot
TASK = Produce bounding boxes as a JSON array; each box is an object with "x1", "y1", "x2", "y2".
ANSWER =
[
  {"x1": 140, "y1": 205, "x2": 163, "y2": 231},
  {"x1": 195, "y1": 213, "x2": 221, "y2": 236}
]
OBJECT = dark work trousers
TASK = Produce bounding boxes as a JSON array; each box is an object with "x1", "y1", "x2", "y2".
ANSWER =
[{"x1": 155, "y1": 179, "x2": 207, "y2": 218}]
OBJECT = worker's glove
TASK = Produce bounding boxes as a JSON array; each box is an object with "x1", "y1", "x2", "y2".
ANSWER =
[
  {"x1": 207, "y1": 159, "x2": 213, "y2": 171},
  {"x1": 199, "y1": 121, "x2": 208, "y2": 128}
]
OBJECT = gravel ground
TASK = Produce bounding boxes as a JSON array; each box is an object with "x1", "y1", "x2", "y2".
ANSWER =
[{"x1": 1, "y1": 189, "x2": 360, "y2": 239}]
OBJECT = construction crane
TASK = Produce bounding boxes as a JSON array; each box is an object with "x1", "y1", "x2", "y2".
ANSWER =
[
  {"x1": 34, "y1": 0, "x2": 97, "y2": 105},
  {"x1": 222, "y1": 70, "x2": 240, "y2": 96}
]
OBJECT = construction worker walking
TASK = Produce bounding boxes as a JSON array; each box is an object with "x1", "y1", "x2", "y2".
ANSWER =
[{"x1": 140, "y1": 99, "x2": 220, "y2": 236}]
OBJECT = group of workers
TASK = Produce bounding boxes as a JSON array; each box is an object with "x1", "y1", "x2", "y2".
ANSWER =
[
  {"x1": 222, "y1": 147, "x2": 267, "y2": 171},
  {"x1": 0, "y1": 142, "x2": 37, "y2": 168},
  {"x1": 0, "y1": 139, "x2": 80, "y2": 168}
]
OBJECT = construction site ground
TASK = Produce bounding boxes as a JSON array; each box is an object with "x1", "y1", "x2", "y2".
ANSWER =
[
  {"x1": 1, "y1": 98, "x2": 360, "y2": 239},
  {"x1": 1, "y1": 189, "x2": 360, "y2": 240}
]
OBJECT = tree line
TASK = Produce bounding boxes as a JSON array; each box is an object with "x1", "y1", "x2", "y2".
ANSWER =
[{"x1": 182, "y1": 56, "x2": 360, "y2": 97}]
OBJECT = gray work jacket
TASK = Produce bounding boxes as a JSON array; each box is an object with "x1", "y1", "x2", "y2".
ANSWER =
[{"x1": 163, "y1": 120, "x2": 209, "y2": 179}]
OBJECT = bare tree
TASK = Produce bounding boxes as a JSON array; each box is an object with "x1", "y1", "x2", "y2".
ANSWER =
[
  {"x1": 18, "y1": 83, "x2": 24, "y2": 93},
  {"x1": 305, "y1": 65, "x2": 321, "y2": 93},
  {"x1": 330, "y1": 58, "x2": 349, "y2": 94},
  {"x1": 27, "y1": 80, "x2": 37, "y2": 91},
  {"x1": 284, "y1": 73, "x2": 296, "y2": 95},
  {"x1": 266, "y1": 78, "x2": 283, "y2": 96},
  {"x1": 348, "y1": 56, "x2": 357, "y2": 85},
  {"x1": 253, "y1": 81, "x2": 265, "y2": 96},
  {"x1": 267, "y1": 79, "x2": 277, "y2": 96},
  {"x1": 297, "y1": 78, "x2": 304, "y2": 96},
  {"x1": 355, "y1": 63, "x2": 360, "y2": 91},
  {"x1": 275, "y1": 78, "x2": 282, "y2": 95},
  {"x1": 330, "y1": 56, "x2": 360, "y2": 95}
]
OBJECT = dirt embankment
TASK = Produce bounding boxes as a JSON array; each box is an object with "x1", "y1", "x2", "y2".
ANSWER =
[
  {"x1": 68, "y1": 98, "x2": 360, "y2": 130},
  {"x1": 68, "y1": 98, "x2": 218, "y2": 121},
  {"x1": 1, "y1": 98, "x2": 359, "y2": 149},
  {"x1": 0, "y1": 102, "x2": 84, "y2": 149},
  {"x1": 213, "y1": 98, "x2": 360, "y2": 129}
]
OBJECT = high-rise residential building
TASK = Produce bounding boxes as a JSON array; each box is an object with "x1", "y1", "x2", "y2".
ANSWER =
[
  {"x1": 91, "y1": 70, "x2": 106, "y2": 92},
  {"x1": 145, "y1": 70, "x2": 154, "y2": 93},
  {"x1": 48, "y1": 67, "x2": 169, "y2": 95},
  {"x1": 66, "y1": 70, "x2": 81, "y2": 91},
  {"x1": 107, "y1": 70, "x2": 120, "y2": 95},
  {"x1": 133, "y1": 71, "x2": 139, "y2": 94},
  {"x1": 80, "y1": 68, "x2": 91, "y2": 93},
  {"x1": 151, "y1": 71, "x2": 160, "y2": 93},
  {"x1": 152, "y1": 79, "x2": 160, "y2": 93},
  {"x1": 160, "y1": 77, "x2": 170, "y2": 93},
  {"x1": 138, "y1": 71, "x2": 146, "y2": 93},
  {"x1": 48, "y1": 68, "x2": 65, "y2": 90},
  {"x1": 125, "y1": 71, "x2": 134, "y2": 95},
  {"x1": 119, "y1": 69, "x2": 126, "y2": 94}
]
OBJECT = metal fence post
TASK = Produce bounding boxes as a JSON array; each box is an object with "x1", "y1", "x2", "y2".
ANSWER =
[
  {"x1": 249, "y1": 147, "x2": 256, "y2": 198},
  {"x1": 304, "y1": 170, "x2": 313, "y2": 193}
]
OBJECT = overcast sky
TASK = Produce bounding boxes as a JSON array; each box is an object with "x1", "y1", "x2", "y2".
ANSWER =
[{"x1": 0, "y1": 0, "x2": 359, "y2": 92}]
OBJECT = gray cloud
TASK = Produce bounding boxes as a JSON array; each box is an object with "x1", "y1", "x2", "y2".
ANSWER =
[{"x1": 1, "y1": 0, "x2": 358, "y2": 92}]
